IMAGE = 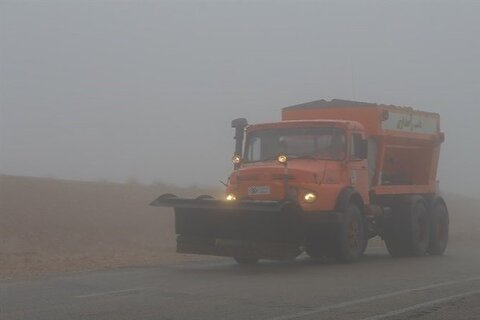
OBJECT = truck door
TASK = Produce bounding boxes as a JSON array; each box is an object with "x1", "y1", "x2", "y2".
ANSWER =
[{"x1": 349, "y1": 132, "x2": 370, "y2": 204}]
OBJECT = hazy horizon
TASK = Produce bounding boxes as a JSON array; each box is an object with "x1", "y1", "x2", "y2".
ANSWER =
[{"x1": 1, "y1": 1, "x2": 479, "y2": 196}]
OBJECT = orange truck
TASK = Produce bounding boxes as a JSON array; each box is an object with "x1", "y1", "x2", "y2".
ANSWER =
[{"x1": 151, "y1": 99, "x2": 449, "y2": 264}]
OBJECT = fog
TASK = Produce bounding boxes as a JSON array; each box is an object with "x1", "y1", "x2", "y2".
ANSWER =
[{"x1": 1, "y1": 0, "x2": 479, "y2": 196}]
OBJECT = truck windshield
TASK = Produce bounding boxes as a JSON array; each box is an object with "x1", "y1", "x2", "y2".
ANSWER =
[{"x1": 244, "y1": 127, "x2": 346, "y2": 162}]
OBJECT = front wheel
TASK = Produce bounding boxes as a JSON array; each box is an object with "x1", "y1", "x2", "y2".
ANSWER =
[{"x1": 335, "y1": 204, "x2": 366, "y2": 263}]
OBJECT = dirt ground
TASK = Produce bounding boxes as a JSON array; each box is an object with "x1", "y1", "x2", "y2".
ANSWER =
[
  {"x1": 0, "y1": 175, "x2": 221, "y2": 278},
  {"x1": 0, "y1": 175, "x2": 479, "y2": 278}
]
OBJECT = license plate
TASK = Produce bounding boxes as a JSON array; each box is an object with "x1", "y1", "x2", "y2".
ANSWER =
[{"x1": 248, "y1": 186, "x2": 271, "y2": 196}]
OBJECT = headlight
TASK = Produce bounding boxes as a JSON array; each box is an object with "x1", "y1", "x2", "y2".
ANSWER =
[
  {"x1": 304, "y1": 192, "x2": 317, "y2": 203},
  {"x1": 232, "y1": 155, "x2": 242, "y2": 165},
  {"x1": 226, "y1": 193, "x2": 237, "y2": 201},
  {"x1": 277, "y1": 154, "x2": 288, "y2": 164}
]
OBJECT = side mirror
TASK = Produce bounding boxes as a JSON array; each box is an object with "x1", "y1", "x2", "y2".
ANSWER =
[{"x1": 232, "y1": 118, "x2": 248, "y2": 129}]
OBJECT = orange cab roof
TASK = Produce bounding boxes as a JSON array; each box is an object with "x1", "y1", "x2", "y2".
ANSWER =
[{"x1": 247, "y1": 120, "x2": 365, "y2": 133}]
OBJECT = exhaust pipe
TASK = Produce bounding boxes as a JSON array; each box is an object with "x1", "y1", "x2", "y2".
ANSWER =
[{"x1": 231, "y1": 118, "x2": 248, "y2": 169}]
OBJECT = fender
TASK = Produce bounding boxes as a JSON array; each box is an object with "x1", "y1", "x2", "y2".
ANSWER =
[{"x1": 335, "y1": 187, "x2": 365, "y2": 212}]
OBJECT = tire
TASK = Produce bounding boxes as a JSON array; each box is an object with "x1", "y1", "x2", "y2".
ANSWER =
[
  {"x1": 384, "y1": 223, "x2": 410, "y2": 258},
  {"x1": 427, "y1": 200, "x2": 449, "y2": 255},
  {"x1": 335, "y1": 204, "x2": 366, "y2": 263},
  {"x1": 409, "y1": 198, "x2": 430, "y2": 256},
  {"x1": 384, "y1": 196, "x2": 430, "y2": 257},
  {"x1": 383, "y1": 212, "x2": 410, "y2": 258},
  {"x1": 233, "y1": 256, "x2": 259, "y2": 265}
]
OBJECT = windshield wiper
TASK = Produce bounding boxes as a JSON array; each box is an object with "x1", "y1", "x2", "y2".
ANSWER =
[
  {"x1": 244, "y1": 155, "x2": 279, "y2": 163},
  {"x1": 288, "y1": 154, "x2": 318, "y2": 160}
]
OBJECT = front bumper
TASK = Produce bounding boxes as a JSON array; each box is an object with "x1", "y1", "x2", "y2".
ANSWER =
[{"x1": 150, "y1": 194, "x2": 343, "y2": 260}]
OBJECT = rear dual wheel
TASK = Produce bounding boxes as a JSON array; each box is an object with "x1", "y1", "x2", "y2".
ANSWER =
[
  {"x1": 427, "y1": 201, "x2": 449, "y2": 255},
  {"x1": 384, "y1": 196, "x2": 430, "y2": 257}
]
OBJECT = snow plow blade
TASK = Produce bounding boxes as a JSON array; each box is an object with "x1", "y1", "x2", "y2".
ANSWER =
[{"x1": 150, "y1": 194, "x2": 303, "y2": 260}]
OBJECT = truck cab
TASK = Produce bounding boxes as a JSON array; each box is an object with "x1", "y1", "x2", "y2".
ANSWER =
[{"x1": 227, "y1": 120, "x2": 369, "y2": 213}]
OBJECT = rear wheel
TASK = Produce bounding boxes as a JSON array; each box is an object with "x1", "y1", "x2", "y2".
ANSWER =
[
  {"x1": 384, "y1": 196, "x2": 430, "y2": 257},
  {"x1": 427, "y1": 200, "x2": 449, "y2": 255},
  {"x1": 384, "y1": 226, "x2": 410, "y2": 257},
  {"x1": 410, "y1": 198, "x2": 430, "y2": 256},
  {"x1": 335, "y1": 204, "x2": 366, "y2": 263}
]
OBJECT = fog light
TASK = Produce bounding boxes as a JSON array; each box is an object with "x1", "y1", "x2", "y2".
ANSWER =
[
  {"x1": 304, "y1": 192, "x2": 317, "y2": 203},
  {"x1": 226, "y1": 193, "x2": 237, "y2": 201},
  {"x1": 277, "y1": 154, "x2": 288, "y2": 164},
  {"x1": 232, "y1": 155, "x2": 242, "y2": 165}
]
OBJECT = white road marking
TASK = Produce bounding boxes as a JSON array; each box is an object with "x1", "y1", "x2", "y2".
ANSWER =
[
  {"x1": 267, "y1": 276, "x2": 480, "y2": 320},
  {"x1": 361, "y1": 290, "x2": 480, "y2": 320},
  {"x1": 76, "y1": 287, "x2": 155, "y2": 299}
]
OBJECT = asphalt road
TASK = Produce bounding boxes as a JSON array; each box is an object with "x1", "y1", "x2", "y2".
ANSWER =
[{"x1": 1, "y1": 241, "x2": 480, "y2": 320}]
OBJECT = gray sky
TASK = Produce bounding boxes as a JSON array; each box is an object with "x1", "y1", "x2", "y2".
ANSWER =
[{"x1": 1, "y1": 0, "x2": 479, "y2": 196}]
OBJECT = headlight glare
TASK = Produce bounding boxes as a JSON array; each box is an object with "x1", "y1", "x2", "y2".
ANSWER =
[
  {"x1": 232, "y1": 155, "x2": 242, "y2": 165},
  {"x1": 304, "y1": 192, "x2": 317, "y2": 203},
  {"x1": 226, "y1": 193, "x2": 237, "y2": 201},
  {"x1": 277, "y1": 154, "x2": 288, "y2": 164}
]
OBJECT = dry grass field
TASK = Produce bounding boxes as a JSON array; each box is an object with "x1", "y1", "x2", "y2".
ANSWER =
[{"x1": 0, "y1": 175, "x2": 221, "y2": 278}]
